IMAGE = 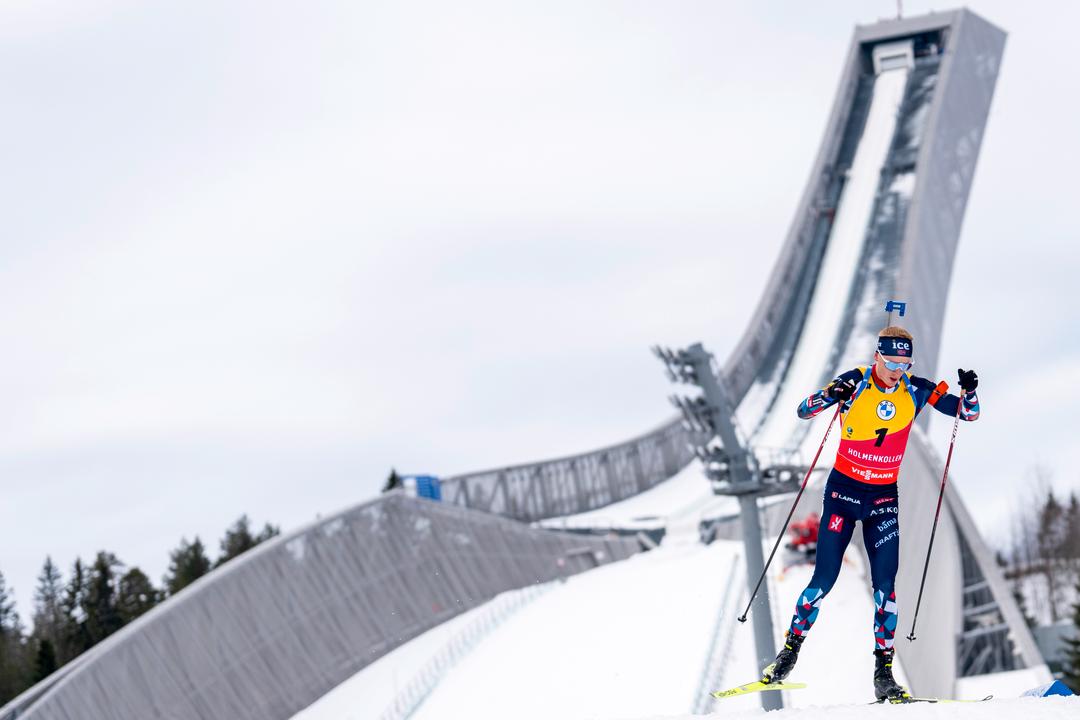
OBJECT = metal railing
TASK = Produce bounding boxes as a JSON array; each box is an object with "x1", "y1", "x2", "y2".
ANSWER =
[
  {"x1": 440, "y1": 418, "x2": 701, "y2": 523},
  {"x1": 378, "y1": 583, "x2": 554, "y2": 720},
  {"x1": 691, "y1": 555, "x2": 743, "y2": 714}
]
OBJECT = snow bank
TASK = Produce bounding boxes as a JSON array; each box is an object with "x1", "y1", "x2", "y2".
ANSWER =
[
  {"x1": 956, "y1": 667, "x2": 1060, "y2": 700},
  {"x1": 634, "y1": 696, "x2": 1079, "y2": 720}
]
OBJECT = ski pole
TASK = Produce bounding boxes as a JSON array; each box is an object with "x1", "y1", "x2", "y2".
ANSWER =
[
  {"x1": 738, "y1": 403, "x2": 842, "y2": 623},
  {"x1": 906, "y1": 387, "x2": 963, "y2": 641}
]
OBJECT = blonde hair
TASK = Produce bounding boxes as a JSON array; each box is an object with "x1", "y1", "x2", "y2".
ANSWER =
[{"x1": 879, "y1": 325, "x2": 913, "y2": 341}]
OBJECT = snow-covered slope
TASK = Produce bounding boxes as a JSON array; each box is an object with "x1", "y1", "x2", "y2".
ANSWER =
[
  {"x1": 408, "y1": 540, "x2": 744, "y2": 720},
  {"x1": 638, "y1": 696, "x2": 1079, "y2": 720},
  {"x1": 293, "y1": 521, "x2": 926, "y2": 719}
]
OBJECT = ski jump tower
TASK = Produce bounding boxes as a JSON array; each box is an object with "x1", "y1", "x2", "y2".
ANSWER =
[
  {"x1": 720, "y1": 10, "x2": 1036, "y2": 698},
  {"x1": 1, "y1": 9, "x2": 1045, "y2": 720},
  {"x1": 442, "y1": 7, "x2": 1042, "y2": 699},
  {"x1": 736, "y1": 8, "x2": 1043, "y2": 697}
]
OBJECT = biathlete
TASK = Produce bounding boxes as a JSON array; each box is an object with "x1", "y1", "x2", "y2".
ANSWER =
[{"x1": 761, "y1": 325, "x2": 980, "y2": 702}]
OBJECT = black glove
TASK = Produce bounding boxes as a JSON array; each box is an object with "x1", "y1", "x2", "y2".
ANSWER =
[
  {"x1": 958, "y1": 368, "x2": 978, "y2": 394},
  {"x1": 826, "y1": 378, "x2": 856, "y2": 402}
]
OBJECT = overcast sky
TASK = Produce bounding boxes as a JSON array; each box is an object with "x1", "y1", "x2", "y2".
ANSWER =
[{"x1": 2, "y1": 0, "x2": 1078, "y2": 617}]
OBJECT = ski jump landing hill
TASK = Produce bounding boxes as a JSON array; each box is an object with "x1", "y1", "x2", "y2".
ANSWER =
[{"x1": 0, "y1": 9, "x2": 1050, "y2": 720}]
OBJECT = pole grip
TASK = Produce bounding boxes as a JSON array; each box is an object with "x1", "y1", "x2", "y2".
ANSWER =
[{"x1": 928, "y1": 380, "x2": 949, "y2": 407}]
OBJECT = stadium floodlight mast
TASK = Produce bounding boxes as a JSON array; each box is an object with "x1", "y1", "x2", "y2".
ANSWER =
[{"x1": 653, "y1": 342, "x2": 801, "y2": 712}]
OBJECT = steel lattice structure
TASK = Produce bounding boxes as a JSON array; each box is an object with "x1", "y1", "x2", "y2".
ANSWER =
[{"x1": 440, "y1": 418, "x2": 698, "y2": 523}]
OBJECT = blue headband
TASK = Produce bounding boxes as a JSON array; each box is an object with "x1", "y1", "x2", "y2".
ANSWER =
[{"x1": 878, "y1": 336, "x2": 913, "y2": 358}]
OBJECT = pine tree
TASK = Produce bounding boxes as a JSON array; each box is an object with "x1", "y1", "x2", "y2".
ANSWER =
[
  {"x1": 59, "y1": 559, "x2": 92, "y2": 662},
  {"x1": 0, "y1": 569, "x2": 29, "y2": 705},
  {"x1": 216, "y1": 515, "x2": 257, "y2": 567},
  {"x1": 84, "y1": 552, "x2": 123, "y2": 645},
  {"x1": 0, "y1": 570, "x2": 17, "y2": 634},
  {"x1": 383, "y1": 468, "x2": 402, "y2": 492},
  {"x1": 1065, "y1": 493, "x2": 1080, "y2": 560},
  {"x1": 1063, "y1": 578, "x2": 1080, "y2": 693},
  {"x1": 164, "y1": 537, "x2": 211, "y2": 596},
  {"x1": 255, "y1": 522, "x2": 280, "y2": 543},
  {"x1": 1038, "y1": 490, "x2": 1067, "y2": 621},
  {"x1": 32, "y1": 638, "x2": 57, "y2": 683},
  {"x1": 116, "y1": 568, "x2": 158, "y2": 624},
  {"x1": 215, "y1": 516, "x2": 280, "y2": 568},
  {"x1": 1066, "y1": 494, "x2": 1080, "y2": 625},
  {"x1": 32, "y1": 557, "x2": 64, "y2": 653}
]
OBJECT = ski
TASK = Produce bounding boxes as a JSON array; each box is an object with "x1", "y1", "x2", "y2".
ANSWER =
[
  {"x1": 871, "y1": 694, "x2": 993, "y2": 705},
  {"x1": 711, "y1": 680, "x2": 807, "y2": 699}
]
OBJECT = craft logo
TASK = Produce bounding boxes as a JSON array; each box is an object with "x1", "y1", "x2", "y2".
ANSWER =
[
  {"x1": 828, "y1": 514, "x2": 844, "y2": 533},
  {"x1": 875, "y1": 529, "x2": 899, "y2": 548},
  {"x1": 877, "y1": 400, "x2": 896, "y2": 421}
]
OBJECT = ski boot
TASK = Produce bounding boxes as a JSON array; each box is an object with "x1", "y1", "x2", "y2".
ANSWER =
[
  {"x1": 873, "y1": 648, "x2": 911, "y2": 703},
  {"x1": 761, "y1": 631, "x2": 805, "y2": 684}
]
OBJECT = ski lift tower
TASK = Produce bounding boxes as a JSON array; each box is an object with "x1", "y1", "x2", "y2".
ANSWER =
[{"x1": 655, "y1": 342, "x2": 806, "y2": 711}]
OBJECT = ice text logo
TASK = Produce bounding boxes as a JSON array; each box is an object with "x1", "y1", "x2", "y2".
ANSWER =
[{"x1": 874, "y1": 496, "x2": 896, "y2": 505}]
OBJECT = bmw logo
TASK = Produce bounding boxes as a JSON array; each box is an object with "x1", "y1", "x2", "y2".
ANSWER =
[{"x1": 877, "y1": 400, "x2": 896, "y2": 421}]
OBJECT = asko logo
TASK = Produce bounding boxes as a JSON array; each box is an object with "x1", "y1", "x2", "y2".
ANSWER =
[
  {"x1": 874, "y1": 496, "x2": 896, "y2": 505},
  {"x1": 828, "y1": 514, "x2": 845, "y2": 533}
]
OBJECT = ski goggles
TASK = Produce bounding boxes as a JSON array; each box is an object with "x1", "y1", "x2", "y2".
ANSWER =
[{"x1": 876, "y1": 352, "x2": 913, "y2": 372}]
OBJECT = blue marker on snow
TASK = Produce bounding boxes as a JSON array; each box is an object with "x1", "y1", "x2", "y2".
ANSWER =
[{"x1": 885, "y1": 300, "x2": 907, "y2": 317}]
